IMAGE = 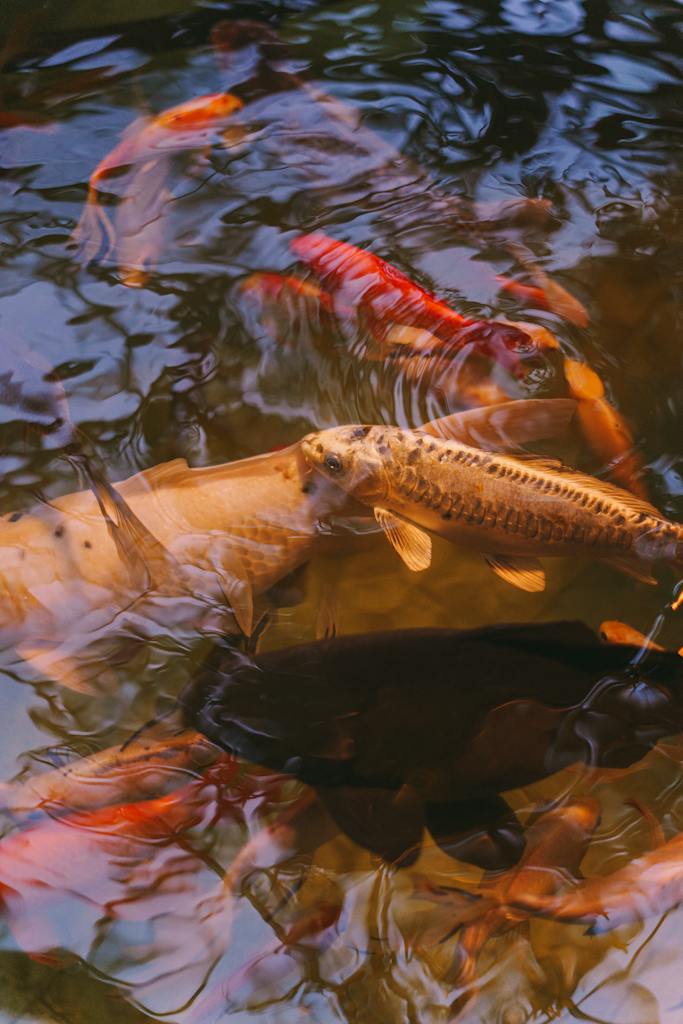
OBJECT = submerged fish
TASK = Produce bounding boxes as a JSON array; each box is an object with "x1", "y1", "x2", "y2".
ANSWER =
[
  {"x1": 413, "y1": 798, "x2": 599, "y2": 1011},
  {"x1": 300, "y1": 413, "x2": 683, "y2": 592},
  {"x1": 0, "y1": 443, "x2": 356, "y2": 693},
  {"x1": 498, "y1": 243, "x2": 590, "y2": 328},
  {"x1": 290, "y1": 232, "x2": 544, "y2": 377},
  {"x1": 0, "y1": 728, "x2": 221, "y2": 815},
  {"x1": 0, "y1": 761, "x2": 240, "y2": 972},
  {"x1": 509, "y1": 814, "x2": 683, "y2": 932},
  {"x1": 71, "y1": 91, "x2": 243, "y2": 283},
  {"x1": 563, "y1": 356, "x2": 647, "y2": 499},
  {"x1": 183, "y1": 619, "x2": 683, "y2": 869},
  {"x1": 0, "y1": 400, "x2": 572, "y2": 693}
]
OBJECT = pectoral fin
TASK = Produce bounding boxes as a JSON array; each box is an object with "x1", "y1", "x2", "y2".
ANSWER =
[
  {"x1": 485, "y1": 554, "x2": 546, "y2": 592},
  {"x1": 601, "y1": 555, "x2": 657, "y2": 586},
  {"x1": 69, "y1": 452, "x2": 175, "y2": 591},
  {"x1": 374, "y1": 507, "x2": 432, "y2": 571},
  {"x1": 220, "y1": 573, "x2": 255, "y2": 637}
]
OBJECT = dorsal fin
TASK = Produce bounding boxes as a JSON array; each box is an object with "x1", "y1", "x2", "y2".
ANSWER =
[
  {"x1": 420, "y1": 398, "x2": 577, "y2": 451},
  {"x1": 118, "y1": 458, "x2": 191, "y2": 498},
  {"x1": 498, "y1": 454, "x2": 664, "y2": 520}
]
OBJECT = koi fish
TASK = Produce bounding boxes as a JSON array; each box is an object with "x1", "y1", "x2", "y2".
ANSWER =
[
  {"x1": 185, "y1": 614, "x2": 683, "y2": 870},
  {"x1": 0, "y1": 403, "x2": 519, "y2": 694},
  {"x1": 71, "y1": 91, "x2": 243, "y2": 282},
  {"x1": 563, "y1": 356, "x2": 647, "y2": 499},
  {"x1": 600, "y1": 620, "x2": 683, "y2": 658},
  {"x1": 290, "y1": 233, "x2": 542, "y2": 376},
  {"x1": 413, "y1": 799, "x2": 599, "y2": 1001},
  {"x1": 509, "y1": 812, "x2": 683, "y2": 932},
  {"x1": 500, "y1": 243, "x2": 589, "y2": 328},
  {"x1": 0, "y1": 442, "x2": 357, "y2": 694},
  {"x1": 300, "y1": 403, "x2": 683, "y2": 592}
]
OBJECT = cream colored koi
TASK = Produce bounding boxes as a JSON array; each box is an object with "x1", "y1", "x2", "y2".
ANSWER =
[
  {"x1": 301, "y1": 398, "x2": 683, "y2": 593},
  {"x1": 0, "y1": 444, "x2": 354, "y2": 693}
]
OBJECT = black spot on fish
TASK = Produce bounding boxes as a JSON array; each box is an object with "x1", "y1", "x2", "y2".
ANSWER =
[
  {"x1": 8, "y1": 512, "x2": 22, "y2": 523},
  {"x1": 84, "y1": 540, "x2": 92, "y2": 549},
  {"x1": 407, "y1": 449, "x2": 420, "y2": 465},
  {"x1": 301, "y1": 482, "x2": 314, "y2": 494},
  {"x1": 486, "y1": 464, "x2": 498, "y2": 474},
  {"x1": 54, "y1": 526, "x2": 64, "y2": 539},
  {"x1": 351, "y1": 426, "x2": 370, "y2": 439},
  {"x1": 442, "y1": 511, "x2": 452, "y2": 520}
]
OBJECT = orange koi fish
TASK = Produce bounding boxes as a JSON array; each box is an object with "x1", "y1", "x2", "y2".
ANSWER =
[
  {"x1": 563, "y1": 357, "x2": 647, "y2": 498},
  {"x1": 413, "y1": 799, "x2": 599, "y2": 1011},
  {"x1": 510, "y1": 813, "x2": 683, "y2": 932},
  {"x1": 600, "y1": 619, "x2": 682, "y2": 657},
  {"x1": 241, "y1": 273, "x2": 338, "y2": 313},
  {"x1": 290, "y1": 232, "x2": 540, "y2": 376},
  {"x1": 71, "y1": 91, "x2": 243, "y2": 282},
  {"x1": 499, "y1": 243, "x2": 590, "y2": 328}
]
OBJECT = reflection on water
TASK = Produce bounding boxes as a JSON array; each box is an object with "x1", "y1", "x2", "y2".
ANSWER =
[{"x1": 1, "y1": 0, "x2": 683, "y2": 1021}]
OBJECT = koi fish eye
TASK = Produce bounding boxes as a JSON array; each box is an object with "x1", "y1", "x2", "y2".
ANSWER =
[{"x1": 324, "y1": 452, "x2": 343, "y2": 473}]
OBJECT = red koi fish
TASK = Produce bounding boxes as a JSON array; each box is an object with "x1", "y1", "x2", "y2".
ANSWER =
[
  {"x1": 71, "y1": 91, "x2": 243, "y2": 283},
  {"x1": 290, "y1": 232, "x2": 543, "y2": 376}
]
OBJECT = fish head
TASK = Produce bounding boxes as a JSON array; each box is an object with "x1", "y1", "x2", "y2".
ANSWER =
[{"x1": 301, "y1": 426, "x2": 388, "y2": 504}]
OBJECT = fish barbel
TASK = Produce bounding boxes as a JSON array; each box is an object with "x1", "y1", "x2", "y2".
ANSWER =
[{"x1": 301, "y1": 410, "x2": 683, "y2": 592}]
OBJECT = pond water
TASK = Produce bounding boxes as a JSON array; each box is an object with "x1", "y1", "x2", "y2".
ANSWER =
[{"x1": 1, "y1": 1, "x2": 683, "y2": 1021}]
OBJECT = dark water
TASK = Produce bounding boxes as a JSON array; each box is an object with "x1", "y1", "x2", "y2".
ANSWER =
[{"x1": 1, "y1": 1, "x2": 683, "y2": 1021}]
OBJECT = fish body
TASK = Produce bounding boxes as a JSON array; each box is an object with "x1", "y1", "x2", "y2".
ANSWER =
[
  {"x1": 290, "y1": 233, "x2": 538, "y2": 375},
  {"x1": 0, "y1": 729, "x2": 220, "y2": 815},
  {"x1": 71, "y1": 91, "x2": 243, "y2": 279},
  {"x1": 301, "y1": 422, "x2": 682, "y2": 591},
  {"x1": 0, "y1": 767, "x2": 238, "y2": 967},
  {"x1": 563, "y1": 357, "x2": 647, "y2": 499},
  {"x1": 184, "y1": 620, "x2": 683, "y2": 867},
  {"x1": 512, "y1": 827, "x2": 683, "y2": 932},
  {"x1": 0, "y1": 444, "x2": 353, "y2": 690},
  {"x1": 416, "y1": 798, "x2": 599, "y2": 995}
]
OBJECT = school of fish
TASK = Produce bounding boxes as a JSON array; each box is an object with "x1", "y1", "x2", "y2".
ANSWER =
[{"x1": 1, "y1": 12, "x2": 682, "y2": 1024}]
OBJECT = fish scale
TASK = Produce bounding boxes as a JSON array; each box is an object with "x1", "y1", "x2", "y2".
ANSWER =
[{"x1": 301, "y1": 417, "x2": 683, "y2": 592}]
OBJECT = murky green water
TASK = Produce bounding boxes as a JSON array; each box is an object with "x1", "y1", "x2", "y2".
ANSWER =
[{"x1": 1, "y1": 1, "x2": 683, "y2": 1021}]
